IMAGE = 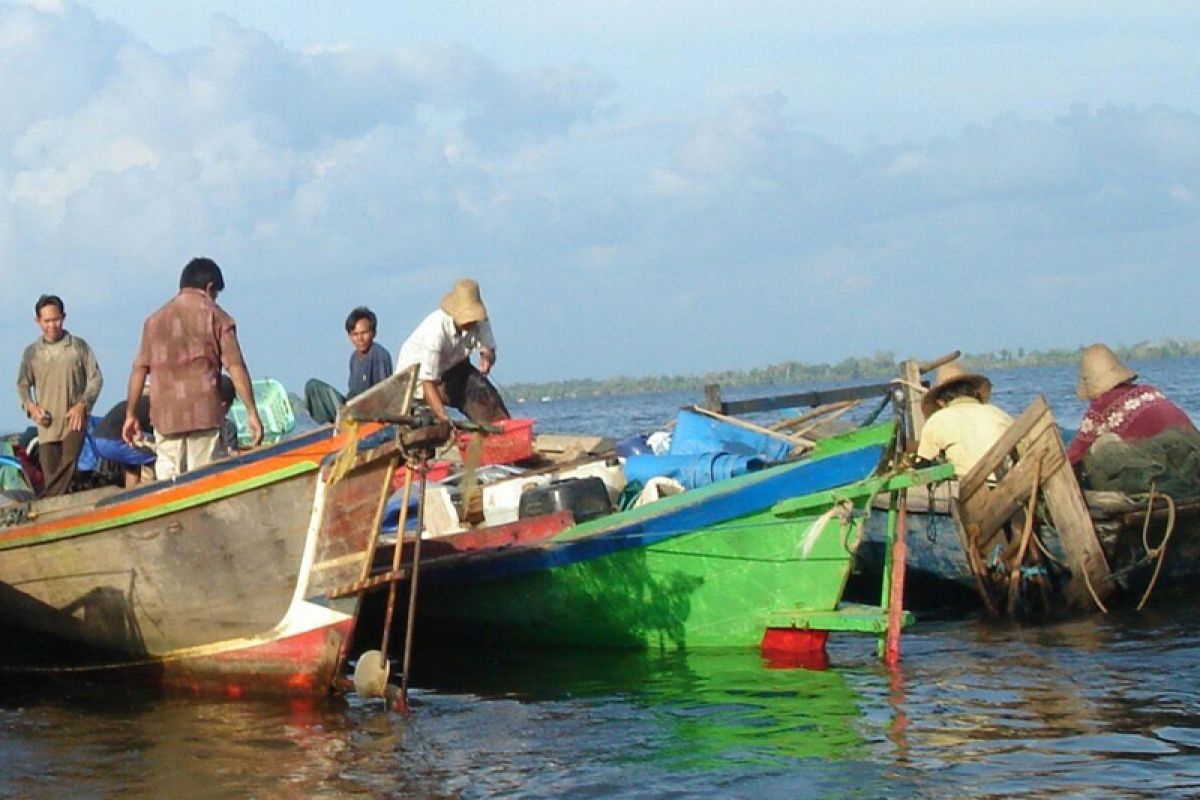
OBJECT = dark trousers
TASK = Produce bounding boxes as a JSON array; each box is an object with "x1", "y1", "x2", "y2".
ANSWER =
[
  {"x1": 441, "y1": 360, "x2": 511, "y2": 424},
  {"x1": 304, "y1": 378, "x2": 346, "y2": 425},
  {"x1": 38, "y1": 428, "x2": 84, "y2": 497}
]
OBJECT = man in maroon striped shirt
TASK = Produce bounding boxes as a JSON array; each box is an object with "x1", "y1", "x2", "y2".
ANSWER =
[{"x1": 1067, "y1": 343, "x2": 1198, "y2": 474}]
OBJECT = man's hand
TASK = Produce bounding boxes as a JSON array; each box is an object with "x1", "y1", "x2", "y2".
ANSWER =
[
  {"x1": 246, "y1": 413, "x2": 264, "y2": 447},
  {"x1": 121, "y1": 415, "x2": 142, "y2": 446},
  {"x1": 26, "y1": 402, "x2": 49, "y2": 426},
  {"x1": 479, "y1": 348, "x2": 495, "y2": 376},
  {"x1": 66, "y1": 402, "x2": 88, "y2": 432}
]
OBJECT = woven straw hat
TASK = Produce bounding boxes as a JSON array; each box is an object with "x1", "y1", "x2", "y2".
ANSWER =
[
  {"x1": 440, "y1": 278, "x2": 488, "y2": 326},
  {"x1": 1076, "y1": 343, "x2": 1135, "y2": 400},
  {"x1": 921, "y1": 361, "x2": 992, "y2": 417}
]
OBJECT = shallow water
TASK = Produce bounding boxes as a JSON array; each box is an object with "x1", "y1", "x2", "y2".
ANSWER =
[{"x1": 3, "y1": 357, "x2": 1200, "y2": 799}]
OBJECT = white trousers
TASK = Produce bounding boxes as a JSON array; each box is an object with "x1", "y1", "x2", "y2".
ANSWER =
[{"x1": 154, "y1": 428, "x2": 226, "y2": 480}]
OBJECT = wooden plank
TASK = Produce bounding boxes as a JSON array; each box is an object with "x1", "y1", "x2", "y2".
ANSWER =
[
  {"x1": 533, "y1": 434, "x2": 614, "y2": 457},
  {"x1": 903, "y1": 360, "x2": 926, "y2": 444},
  {"x1": 1041, "y1": 449, "x2": 1114, "y2": 608},
  {"x1": 768, "y1": 400, "x2": 858, "y2": 432},
  {"x1": 719, "y1": 383, "x2": 894, "y2": 416},
  {"x1": 703, "y1": 384, "x2": 722, "y2": 412},
  {"x1": 967, "y1": 431, "x2": 1063, "y2": 552},
  {"x1": 954, "y1": 394, "x2": 1114, "y2": 614},
  {"x1": 959, "y1": 395, "x2": 1051, "y2": 500},
  {"x1": 687, "y1": 405, "x2": 814, "y2": 448}
]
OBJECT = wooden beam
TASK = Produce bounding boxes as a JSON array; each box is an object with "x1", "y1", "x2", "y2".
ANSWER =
[
  {"x1": 718, "y1": 382, "x2": 894, "y2": 416},
  {"x1": 959, "y1": 395, "x2": 1051, "y2": 500},
  {"x1": 703, "y1": 384, "x2": 722, "y2": 412},
  {"x1": 902, "y1": 360, "x2": 926, "y2": 444},
  {"x1": 687, "y1": 405, "x2": 814, "y2": 448}
]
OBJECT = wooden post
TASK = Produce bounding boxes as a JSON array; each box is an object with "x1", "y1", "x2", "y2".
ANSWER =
[
  {"x1": 878, "y1": 491, "x2": 898, "y2": 659},
  {"x1": 884, "y1": 491, "x2": 909, "y2": 665},
  {"x1": 901, "y1": 359, "x2": 926, "y2": 444},
  {"x1": 396, "y1": 461, "x2": 429, "y2": 714},
  {"x1": 703, "y1": 384, "x2": 722, "y2": 412}
]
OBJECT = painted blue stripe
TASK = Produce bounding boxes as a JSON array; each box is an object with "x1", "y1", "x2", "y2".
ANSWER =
[{"x1": 420, "y1": 444, "x2": 884, "y2": 588}]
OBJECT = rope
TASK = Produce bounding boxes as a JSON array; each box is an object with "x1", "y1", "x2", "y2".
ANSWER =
[
  {"x1": 1025, "y1": 523, "x2": 1107, "y2": 613},
  {"x1": 1081, "y1": 562, "x2": 1111, "y2": 614},
  {"x1": 1137, "y1": 484, "x2": 1177, "y2": 611}
]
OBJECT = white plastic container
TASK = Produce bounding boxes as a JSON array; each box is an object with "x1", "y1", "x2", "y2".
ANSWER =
[{"x1": 482, "y1": 474, "x2": 551, "y2": 526}]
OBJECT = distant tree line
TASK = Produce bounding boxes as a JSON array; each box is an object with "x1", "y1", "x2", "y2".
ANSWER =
[{"x1": 502, "y1": 339, "x2": 1200, "y2": 402}]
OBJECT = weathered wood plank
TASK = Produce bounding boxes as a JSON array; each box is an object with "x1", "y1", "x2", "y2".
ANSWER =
[
  {"x1": 959, "y1": 395, "x2": 1051, "y2": 500},
  {"x1": 954, "y1": 394, "x2": 1114, "y2": 614},
  {"x1": 718, "y1": 383, "x2": 894, "y2": 416}
]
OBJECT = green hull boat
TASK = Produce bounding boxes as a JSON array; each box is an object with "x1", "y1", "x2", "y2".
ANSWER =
[{"x1": 409, "y1": 423, "x2": 951, "y2": 652}]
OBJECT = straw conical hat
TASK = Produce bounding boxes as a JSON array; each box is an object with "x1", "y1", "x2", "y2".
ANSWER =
[
  {"x1": 921, "y1": 361, "x2": 992, "y2": 417},
  {"x1": 440, "y1": 278, "x2": 488, "y2": 326},
  {"x1": 1076, "y1": 343, "x2": 1135, "y2": 400}
]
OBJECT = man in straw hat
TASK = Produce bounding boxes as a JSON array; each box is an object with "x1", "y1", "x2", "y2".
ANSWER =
[
  {"x1": 916, "y1": 361, "x2": 1014, "y2": 477},
  {"x1": 396, "y1": 278, "x2": 510, "y2": 424},
  {"x1": 1066, "y1": 344, "x2": 1198, "y2": 478}
]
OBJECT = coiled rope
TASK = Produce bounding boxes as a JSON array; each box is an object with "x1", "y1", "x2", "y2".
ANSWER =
[{"x1": 1136, "y1": 483, "x2": 1177, "y2": 611}]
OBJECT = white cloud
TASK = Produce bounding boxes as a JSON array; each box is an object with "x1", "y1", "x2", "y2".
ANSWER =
[{"x1": 2, "y1": 1, "x2": 1200, "y2": 431}]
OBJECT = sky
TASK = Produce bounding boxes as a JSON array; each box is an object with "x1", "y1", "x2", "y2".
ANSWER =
[{"x1": 2, "y1": 0, "x2": 1199, "y2": 430}]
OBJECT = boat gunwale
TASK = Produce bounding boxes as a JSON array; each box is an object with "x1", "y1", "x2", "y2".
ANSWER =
[{"x1": 0, "y1": 422, "x2": 396, "y2": 551}]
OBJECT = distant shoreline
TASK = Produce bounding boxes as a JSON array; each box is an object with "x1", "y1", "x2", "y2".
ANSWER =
[{"x1": 503, "y1": 339, "x2": 1200, "y2": 403}]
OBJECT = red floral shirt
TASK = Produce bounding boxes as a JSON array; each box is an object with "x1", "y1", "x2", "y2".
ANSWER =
[{"x1": 1067, "y1": 383, "x2": 1198, "y2": 465}]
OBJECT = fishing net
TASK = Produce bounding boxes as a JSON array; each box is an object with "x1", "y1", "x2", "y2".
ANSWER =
[{"x1": 1080, "y1": 427, "x2": 1200, "y2": 498}]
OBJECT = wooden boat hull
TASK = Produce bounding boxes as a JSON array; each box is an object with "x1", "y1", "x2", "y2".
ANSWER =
[
  {"x1": 856, "y1": 489, "x2": 1200, "y2": 613},
  {"x1": 410, "y1": 425, "x2": 897, "y2": 651},
  {"x1": 0, "y1": 424, "x2": 402, "y2": 696}
]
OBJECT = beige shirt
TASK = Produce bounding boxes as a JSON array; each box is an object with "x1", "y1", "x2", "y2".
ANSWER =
[{"x1": 917, "y1": 397, "x2": 1014, "y2": 477}]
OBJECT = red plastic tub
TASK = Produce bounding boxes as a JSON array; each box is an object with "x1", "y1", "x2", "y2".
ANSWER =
[{"x1": 456, "y1": 418, "x2": 534, "y2": 466}]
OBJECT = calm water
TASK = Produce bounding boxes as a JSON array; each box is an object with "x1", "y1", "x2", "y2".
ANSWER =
[{"x1": 4, "y1": 357, "x2": 1200, "y2": 799}]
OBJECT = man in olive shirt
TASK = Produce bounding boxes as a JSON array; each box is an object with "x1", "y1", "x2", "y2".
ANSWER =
[{"x1": 16, "y1": 294, "x2": 104, "y2": 497}]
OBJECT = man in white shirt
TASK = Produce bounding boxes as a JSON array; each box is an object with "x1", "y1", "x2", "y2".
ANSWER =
[{"x1": 396, "y1": 279, "x2": 511, "y2": 424}]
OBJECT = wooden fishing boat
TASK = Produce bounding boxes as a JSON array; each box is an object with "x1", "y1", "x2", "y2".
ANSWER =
[
  {"x1": 853, "y1": 361, "x2": 1200, "y2": 618},
  {"x1": 0, "y1": 370, "x2": 443, "y2": 696},
  {"x1": 382, "y1": 421, "x2": 952, "y2": 655}
]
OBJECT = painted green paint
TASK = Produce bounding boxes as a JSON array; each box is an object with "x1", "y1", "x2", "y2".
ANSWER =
[
  {"x1": 421, "y1": 460, "x2": 953, "y2": 651},
  {"x1": 423, "y1": 486, "x2": 877, "y2": 650}
]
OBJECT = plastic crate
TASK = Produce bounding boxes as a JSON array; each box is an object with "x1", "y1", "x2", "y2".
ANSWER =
[
  {"x1": 455, "y1": 418, "x2": 534, "y2": 466},
  {"x1": 229, "y1": 378, "x2": 295, "y2": 446}
]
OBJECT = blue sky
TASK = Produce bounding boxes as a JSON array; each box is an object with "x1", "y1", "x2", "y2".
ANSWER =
[{"x1": 2, "y1": 1, "x2": 1199, "y2": 430}]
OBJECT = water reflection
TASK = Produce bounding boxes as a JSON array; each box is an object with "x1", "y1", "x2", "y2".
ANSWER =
[{"x1": 412, "y1": 644, "x2": 875, "y2": 768}]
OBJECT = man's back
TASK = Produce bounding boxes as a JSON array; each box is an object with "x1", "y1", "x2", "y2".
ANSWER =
[{"x1": 137, "y1": 288, "x2": 242, "y2": 436}]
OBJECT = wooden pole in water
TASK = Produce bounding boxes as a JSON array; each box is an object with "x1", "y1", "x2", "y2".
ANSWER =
[
  {"x1": 884, "y1": 491, "x2": 909, "y2": 665},
  {"x1": 396, "y1": 460, "x2": 429, "y2": 714}
]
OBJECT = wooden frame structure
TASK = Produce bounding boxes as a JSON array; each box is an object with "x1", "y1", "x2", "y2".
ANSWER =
[{"x1": 953, "y1": 395, "x2": 1114, "y2": 616}]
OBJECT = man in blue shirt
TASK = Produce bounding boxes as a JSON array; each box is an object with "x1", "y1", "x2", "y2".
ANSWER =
[{"x1": 305, "y1": 306, "x2": 394, "y2": 424}]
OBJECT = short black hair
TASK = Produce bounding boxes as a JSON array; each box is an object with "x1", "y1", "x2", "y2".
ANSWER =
[
  {"x1": 940, "y1": 382, "x2": 985, "y2": 404},
  {"x1": 345, "y1": 306, "x2": 378, "y2": 334},
  {"x1": 180, "y1": 257, "x2": 226, "y2": 292},
  {"x1": 218, "y1": 374, "x2": 236, "y2": 405},
  {"x1": 35, "y1": 294, "x2": 64, "y2": 316}
]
